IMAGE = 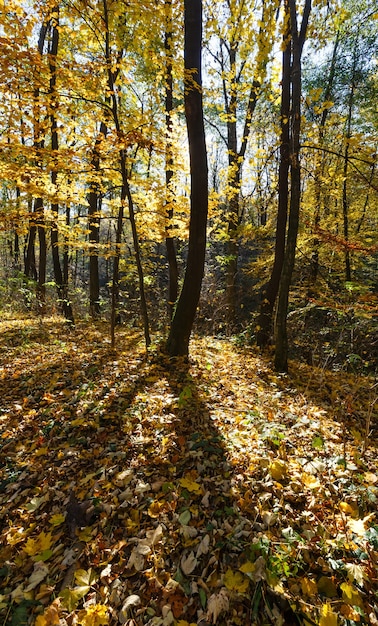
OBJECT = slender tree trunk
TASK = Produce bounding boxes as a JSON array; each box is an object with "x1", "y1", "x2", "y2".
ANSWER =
[
  {"x1": 342, "y1": 38, "x2": 358, "y2": 283},
  {"x1": 166, "y1": 0, "x2": 208, "y2": 357},
  {"x1": 25, "y1": 22, "x2": 49, "y2": 298},
  {"x1": 311, "y1": 31, "x2": 339, "y2": 281},
  {"x1": 256, "y1": 11, "x2": 291, "y2": 348},
  {"x1": 102, "y1": 0, "x2": 150, "y2": 349},
  {"x1": 49, "y1": 7, "x2": 74, "y2": 323},
  {"x1": 274, "y1": 0, "x2": 311, "y2": 372},
  {"x1": 164, "y1": 0, "x2": 178, "y2": 322},
  {"x1": 88, "y1": 120, "x2": 107, "y2": 318}
]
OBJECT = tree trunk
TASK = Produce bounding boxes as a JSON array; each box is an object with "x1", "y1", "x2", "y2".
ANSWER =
[
  {"x1": 256, "y1": 11, "x2": 291, "y2": 348},
  {"x1": 102, "y1": 0, "x2": 151, "y2": 349},
  {"x1": 274, "y1": 0, "x2": 311, "y2": 372},
  {"x1": 310, "y1": 31, "x2": 339, "y2": 282},
  {"x1": 342, "y1": 34, "x2": 358, "y2": 283},
  {"x1": 164, "y1": 0, "x2": 178, "y2": 322},
  {"x1": 49, "y1": 7, "x2": 74, "y2": 323},
  {"x1": 166, "y1": 0, "x2": 208, "y2": 357},
  {"x1": 88, "y1": 121, "x2": 107, "y2": 318}
]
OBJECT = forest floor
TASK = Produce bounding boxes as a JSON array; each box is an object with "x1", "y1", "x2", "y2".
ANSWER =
[{"x1": 0, "y1": 316, "x2": 377, "y2": 626}]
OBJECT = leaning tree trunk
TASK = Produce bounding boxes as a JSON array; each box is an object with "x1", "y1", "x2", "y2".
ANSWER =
[{"x1": 166, "y1": 0, "x2": 208, "y2": 357}]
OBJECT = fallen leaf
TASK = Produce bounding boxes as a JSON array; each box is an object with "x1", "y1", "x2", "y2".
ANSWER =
[
  {"x1": 206, "y1": 588, "x2": 229, "y2": 624},
  {"x1": 181, "y1": 551, "x2": 197, "y2": 575},
  {"x1": 319, "y1": 603, "x2": 338, "y2": 626},
  {"x1": 224, "y1": 569, "x2": 249, "y2": 593}
]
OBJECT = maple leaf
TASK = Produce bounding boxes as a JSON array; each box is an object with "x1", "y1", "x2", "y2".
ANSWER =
[
  {"x1": 301, "y1": 577, "x2": 317, "y2": 597},
  {"x1": 269, "y1": 460, "x2": 287, "y2": 481},
  {"x1": 77, "y1": 604, "x2": 109, "y2": 625},
  {"x1": 24, "y1": 531, "x2": 53, "y2": 560},
  {"x1": 206, "y1": 588, "x2": 229, "y2": 624},
  {"x1": 340, "y1": 582, "x2": 363, "y2": 607},
  {"x1": 224, "y1": 569, "x2": 249, "y2": 593},
  {"x1": 179, "y1": 476, "x2": 203, "y2": 494}
]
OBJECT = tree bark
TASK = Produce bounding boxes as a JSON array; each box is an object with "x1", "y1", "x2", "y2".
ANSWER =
[
  {"x1": 88, "y1": 121, "x2": 107, "y2": 318},
  {"x1": 102, "y1": 0, "x2": 151, "y2": 349},
  {"x1": 274, "y1": 0, "x2": 311, "y2": 372},
  {"x1": 166, "y1": 0, "x2": 208, "y2": 357},
  {"x1": 49, "y1": 7, "x2": 74, "y2": 323},
  {"x1": 256, "y1": 12, "x2": 291, "y2": 348},
  {"x1": 164, "y1": 0, "x2": 178, "y2": 322}
]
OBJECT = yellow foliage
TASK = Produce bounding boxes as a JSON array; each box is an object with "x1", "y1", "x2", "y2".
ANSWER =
[
  {"x1": 319, "y1": 603, "x2": 338, "y2": 626},
  {"x1": 224, "y1": 569, "x2": 249, "y2": 593},
  {"x1": 77, "y1": 604, "x2": 109, "y2": 626},
  {"x1": 269, "y1": 460, "x2": 287, "y2": 481},
  {"x1": 24, "y1": 532, "x2": 53, "y2": 557}
]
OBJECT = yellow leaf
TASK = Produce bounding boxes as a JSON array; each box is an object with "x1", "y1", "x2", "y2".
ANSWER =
[
  {"x1": 269, "y1": 460, "x2": 287, "y2": 481},
  {"x1": 24, "y1": 532, "x2": 53, "y2": 557},
  {"x1": 49, "y1": 514, "x2": 65, "y2": 526},
  {"x1": 239, "y1": 561, "x2": 255, "y2": 574},
  {"x1": 224, "y1": 569, "x2": 249, "y2": 593},
  {"x1": 302, "y1": 473, "x2": 320, "y2": 489},
  {"x1": 340, "y1": 582, "x2": 363, "y2": 607},
  {"x1": 76, "y1": 527, "x2": 93, "y2": 542},
  {"x1": 35, "y1": 447, "x2": 49, "y2": 456},
  {"x1": 74, "y1": 568, "x2": 97, "y2": 586},
  {"x1": 179, "y1": 477, "x2": 203, "y2": 494},
  {"x1": 148, "y1": 500, "x2": 162, "y2": 518},
  {"x1": 319, "y1": 603, "x2": 338, "y2": 626},
  {"x1": 77, "y1": 604, "x2": 109, "y2": 625},
  {"x1": 338, "y1": 502, "x2": 355, "y2": 516},
  {"x1": 301, "y1": 577, "x2": 317, "y2": 597}
]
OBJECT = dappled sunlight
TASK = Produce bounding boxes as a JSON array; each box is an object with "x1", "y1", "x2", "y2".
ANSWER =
[{"x1": 1, "y1": 320, "x2": 377, "y2": 625}]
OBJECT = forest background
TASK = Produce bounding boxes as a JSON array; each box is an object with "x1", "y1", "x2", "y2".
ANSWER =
[{"x1": 0, "y1": 0, "x2": 378, "y2": 624}]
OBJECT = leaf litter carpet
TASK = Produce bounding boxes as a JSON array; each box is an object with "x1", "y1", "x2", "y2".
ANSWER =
[{"x1": 0, "y1": 318, "x2": 377, "y2": 626}]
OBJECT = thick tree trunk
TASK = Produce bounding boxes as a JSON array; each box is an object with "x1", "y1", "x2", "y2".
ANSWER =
[{"x1": 166, "y1": 0, "x2": 208, "y2": 357}]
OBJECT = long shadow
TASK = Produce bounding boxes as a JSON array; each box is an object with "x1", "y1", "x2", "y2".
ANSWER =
[{"x1": 0, "y1": 322, "x2": 298, "y2": 626}]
